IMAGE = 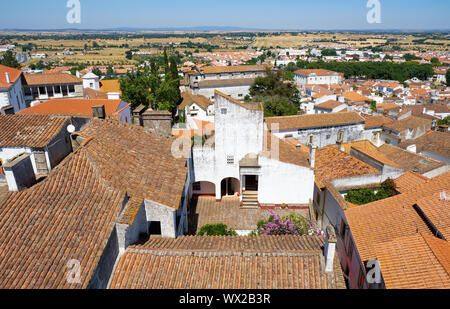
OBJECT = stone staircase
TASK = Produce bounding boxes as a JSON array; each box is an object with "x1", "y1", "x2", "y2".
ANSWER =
[{"x1": 241, "y1": 191, "x2": 259, "y2": 209}]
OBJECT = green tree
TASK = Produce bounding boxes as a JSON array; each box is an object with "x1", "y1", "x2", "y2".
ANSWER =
[
  {"x1": 0, "y1": 50, "x2": 20, "y2": 68},
  {"x1": 197, "y1": 224, "x2": 238, "y2": 236},
  {"x1": 446, "y1": 70, "x2": 450, "y2": 87},
  {"x1": 125, "y1": 50, "x2": 133, "y2": 60}
]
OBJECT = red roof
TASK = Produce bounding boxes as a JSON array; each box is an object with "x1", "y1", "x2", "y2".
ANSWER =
[
  {"x1": 0, "y1": 64, "x2": 22, "y2": 88},
  {"x1": 17, "y1": 99, "x2": 125, "y2": 117}
]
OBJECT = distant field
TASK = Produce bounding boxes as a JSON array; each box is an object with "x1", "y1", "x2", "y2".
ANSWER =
[{"x1": 1, "y1": 31, "x2": 448, "y2": 66}]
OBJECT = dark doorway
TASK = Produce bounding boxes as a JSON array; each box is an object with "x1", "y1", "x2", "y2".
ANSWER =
[
  {"x1": 149, "y1": 221, "x2": 162, "y2": 235},
  {"x1": 245, "y1": 175, "x2": 258, "y2": 191},
  {"x1": 221, "y1": 178, "x2": 239, "y2": 197}
]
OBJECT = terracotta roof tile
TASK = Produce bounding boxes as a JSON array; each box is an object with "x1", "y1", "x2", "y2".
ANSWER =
[
  {"x1": 0, "y1": 115, "x2": 69, "y2": 148},
  {"x1": 395, "y1": 171, "x2": 429, "y2": 193},
  {"x1": 109, "y1": 236, "x2": 346, "y2": 289},
  {"x1": 0, "y1": 65, "x2": 22, "y2": 88},
  {"x1": 17, "y1": 99, "x2": 124, "y2": 117},
  {"x1": 382, "y1": 116, "x2": 432, "y2": 133},
  {"x1": 265, "y1": 112, "x2": 365, "y2": 131},
  {"x1": 78, "y1": 119, "x2": 188, "y2": 209},
  {"x1": 24, "y1": 73, "x2": 82, "y2": 86},
  {"x1": 315, "y1": 146, "x2": 379, "y2": 188},
  {"x1": 345, "y1": 171, "x2": 450, "y2": 262},
  {"x1": 0, "y1": 149, "x2": 125, "y2": 289},
  {"x1": 315, "y1": 100, "x2": 346, "y2": 110},
  {"x1": 399, "y1": 131, "x2": 450, "y2": 159},
  {"x1": 378, "y1": 144, "x2": 445, "y2": 174},
  {"x1": 364, "y1": 115, "x2": 393, "y2": 128},
  {"x1": 180, "y1": 92, "x2": 213, "y2": 111},
  {"x1": 374, "y1": 233, "x2": 450, "y2": 289},
  {"x1": 201, "y1": 65, "x2": 267, "y2": 74}
]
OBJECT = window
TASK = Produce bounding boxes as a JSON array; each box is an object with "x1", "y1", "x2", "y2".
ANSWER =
[
  {"x1": 149, "y1": 221, "x2": 162, "y2": 235},
  {"x1": 221, "y1": 108, "x2": 227, "y2": 115},
  {"x1": 337, "y1": 131, "x2": 344, "y2": 142},
  {"x1": 347, "y1": 238, "x2": 354, "y2": 261},
  {"x1": 307, "y1": 134, "x2": 314, "y2": 146},
  {"x1": 326, "y1": 134, "x2": 331, "y2": 140},
  {"x1": 385, "y1": 138, "x2": 391, "y2": 145},
  {"x1": 227, "y1": 155, "x2": 234, "y2": 165},
  {"x1": 316, "y1": 192, "x2": 321, "y2": 206}
]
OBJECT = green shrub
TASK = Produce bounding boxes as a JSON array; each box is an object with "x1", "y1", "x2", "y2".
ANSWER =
[{"x1": 197, "y1": 224, "x2": 238, "y2": 236}]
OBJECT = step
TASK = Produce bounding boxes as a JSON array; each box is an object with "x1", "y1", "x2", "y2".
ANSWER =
[{"x1": 243, "y1": 191, "x2": 258, "y2": 195}]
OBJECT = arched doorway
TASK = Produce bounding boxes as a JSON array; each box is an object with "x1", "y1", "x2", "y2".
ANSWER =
[
  {"x1": 220, "y1": 178, "x2": 240, "y2": 197},
  {"x1": 191, "y1": 181, "x2": 216, "y2": 197}
]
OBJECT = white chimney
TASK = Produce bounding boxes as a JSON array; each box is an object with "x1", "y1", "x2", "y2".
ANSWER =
[
  {"x1": 324, "y1": 225, "x2": 337, "y2": 273},
  {"x1": 309, "y1": 145, "x2": 317, "y2": 169},
  {"x1": 407, "y1": 144, "x2": 417, "y2": 154},
  {"x1": 5, "y1": 72, "x2": 10, "y2": 84}
]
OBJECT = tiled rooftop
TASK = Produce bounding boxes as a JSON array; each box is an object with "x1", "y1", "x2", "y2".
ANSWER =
[
  {"x1": 314, "y1": 146, "x2": 379, "y2": 188},
  {"x1": 109, "y1": 236, "x2": 346, "y2": 289},
  {"x1": 374, "y1": 234, "x2": 450, "y2": 289},
  {"x1": 345, "y1": 171, "x2": 450, "y2": 263},
  {"x1": 378, "y1": 144, "x2": 445, "y2": 175},
  {"x1": 265, "y1": 112, "x2": 365, "y2": 131},
  {"x1": 399, "y1": 130, "x2": 450, "y2": 160},
  {"x1": 78, "y1": 119, "x2": 188, "y2": 209},
  {"x1": 0, "y1": 149, "x2": 125, "y2": 288},
  {"x1": 24, "y1": 73, "x2": 82, "y2": 86},
  {"x1": 17, "y1": 99, "x2": 124, "y2": 117},
  {"x1": 0, "y1": 115, "x2": 69, "y2": 148},
  {"x1": 395, "y1": 171, "x2": 429, "y2": 193}
]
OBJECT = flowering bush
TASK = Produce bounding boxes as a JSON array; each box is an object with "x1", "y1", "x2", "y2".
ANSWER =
[
  {"x1": 253, "y1": 210, "x2": 324, "y2": 237},
  {"x1": 345, "y1": 178, "x2": 397, "y2": 205}
]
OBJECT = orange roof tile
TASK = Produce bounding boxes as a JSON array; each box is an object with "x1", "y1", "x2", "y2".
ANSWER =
[
  {"x1": 24, "y1": 73, "x2": 82, "y2": 86},
  {"x1": 0, "y1": 115, "x2": 69, "y2": 148},
  {"x1": 0, "y1": 64, "x2": 22, "y2": 88},
  {"x1": 265, "y1": 112, "x2": 365, "y2": 131},
  {"x1": 315, "y1": 146, "x2": 379, "y2": 188},
  {"x1": 374, "y1": 233, "x2": 450, "y2": 289},
  {"x1": 109, "y1": 236, "x2": 346, "y2": 289},
  {"x1": 395, "y1": 171, "x2": 429, "y2": 193},
  {"x1": 17, "y1": 99, "x2": 123, "y2": 117}
]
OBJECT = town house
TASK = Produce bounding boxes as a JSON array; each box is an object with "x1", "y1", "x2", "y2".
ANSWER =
[
  {"x1": 0, "y1": 65, "x2": 27, "y2": 114},
  {"x1": 191, "y1": 90, "x2": 315, "y2": 208}
]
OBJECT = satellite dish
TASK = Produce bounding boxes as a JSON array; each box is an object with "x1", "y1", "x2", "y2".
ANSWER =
[{"x1": 67, "y1": 124, "x2": 76, "y2": 133}]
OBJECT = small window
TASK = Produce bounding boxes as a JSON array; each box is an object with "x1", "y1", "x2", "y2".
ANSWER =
[
  {"x1": 340, "y1": 220, "x2": 347, "y2": 240},
  {"x1": 326, "y1": 134, "x2": 331, "y2": 140},
  {"x1": 307, "y1": 134, "x2": 314, "y2": 146},
  {"x1": 385, "y1": 138, "x2": 391, "y2": 145},
  {"x1": 337, "y1": 131, "x2": 344, "y2": 142},
  {"x1": 221, "y1": 108, "x2": 227, "y2": 115},
  {"x1": 149, "y1": 221, "x2": 162, "y2": 235},
  {"x1": 227, "y1": 155, "x2": 234, "y2": 165}
]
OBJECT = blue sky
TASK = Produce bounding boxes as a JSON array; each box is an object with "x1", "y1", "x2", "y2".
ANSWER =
[{"x1": 0, "y1": 0, "x2": 449, "y2": 30}]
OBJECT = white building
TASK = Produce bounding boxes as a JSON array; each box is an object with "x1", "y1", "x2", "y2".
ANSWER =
[
  {"x1": 191, "y1": 91, "x2": 315, "y2": 207},
  {"x1": 178, "y1": 92, "x2": 214, "y2": 123},
  {"x1": 183, "y1": 65, "x2": 266, "y2": 102},
  {"x1": 265, "y1": 112, "x2": 366, "y2": 148},
  {"x1": 0, "y1": 65, "x2": 27, "y2": 114},
  {"x1": 0, "y1": 115, "x2": 72, "y2": 183},
  {"x1": 294, "y1": 69, "x2": 344, "y2": 86},
  {"x1": 82, "y1": 72, "x2": 100, "y2": 90}
]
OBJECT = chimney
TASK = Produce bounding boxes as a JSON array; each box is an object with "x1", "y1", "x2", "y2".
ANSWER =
[
  {"x1": 324, "y1": 225, "x2": 337, "y2": 273},
  {"x1": 3, "y1": 153, "x2": 36, "y2": 192},
  {"x1": 309, "y1": 144, "x2": 317, "y2": 168},
  {"x1": 5, "y1": 72, "x2": 10, "y2": 84},
  {"x1": 92, "y1": 105, "x2": 106, "y2": 119},
  {"x1": 407, "y1": 144, "x2": 417, "y2": 154}
]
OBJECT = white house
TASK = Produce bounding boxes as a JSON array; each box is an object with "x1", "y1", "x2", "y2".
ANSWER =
[
  {"x1": 0, "y1": 115, "x2": 72, "y2": 183},
  {"x1": 294, "y1": 69, "x2": 344, "y2": 86},
  {"x1": 178, "y1": 92, "x2": 214, "y2": 123},
  {"x1": 191, "y1": 90, "x2": 315, "y2": 207},
  {"x1": 265, "y1": 112, "x2": 366, "y2": 148},
  {"x1": 82, "y1": 72, "x2": 100, "y2": 90},
  {"x1": 0, "y1": 65, "x2": 27, "y2": 114}
]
